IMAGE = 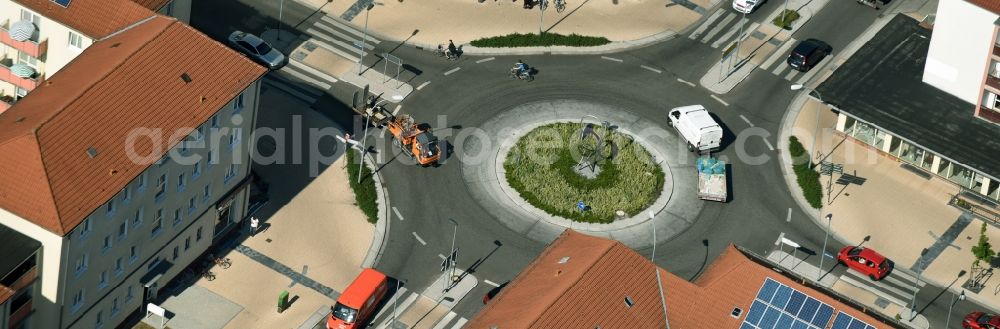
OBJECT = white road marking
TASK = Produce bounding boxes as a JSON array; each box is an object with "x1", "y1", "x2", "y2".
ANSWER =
[
  {"x1": 262, "y1": 78, "x2": 318, "y2": 104},
  {"x1": 676, "y1": 78, "x2": 696, "y2": 87},
  {"x1": 772, "y1": 61, "x2": 790, "y2": 75},
  {"x1": 839, "y1": 275, "x2": 908, "y2": 306},
  {"x1": 319, "y1": 16, "x2": 380, "y2": 43},
  {"x1": 710, "y1": 94, "x2": 729, "y2": 106},
  {"x1": 288, "y1": 59, "x2": 339, "y2": 83},
  {"x1": 476, "y1": 57, "x2": 496, "y2": 63},
  {"x1": 450, "y1": 318, "x2": 468, "y2": 329},
  {"x1": 784, "y1": 69, "x2": 799, "y2": 81},
  {"x1": 882, "y1": 274, "x2": 921, "y2": 291},
  {"x1": 760, "y1": 38, "x2": 796, "y2": 71},
  {"x1": 370, "y1": 287, "x2": 408, "y2": 325},
  {"x1": 762, "y1": 137, "x2": 775, "y2": 151},
  {"x1": 786, "y1": 208, "x2": 792, "y2": 222},
  {"x1": 689, "y1": 9, "x2": 726, "y2": 40},
  {"x1": 601, "y1": 56, "x2": 623, "y2": 62},
  {"x1": 412, "y1": 232, "x2": 427, "y2": 245},
  {"x1": 438, "y1": 254, "x2": 447, "y2": 260},
  {"x1": 374, "y1": 293, "x2": 419, "y2": 329},
  {"x1": 640, "y1": 65, "x2": 662, "y2": 74},
  {"x1": 710, "y1": 22, "x2": 744, "y2": 49},
  {"x1": 483, "y1": 279, "x2": 501, "y2": 287},
  {"x1": 392, "y1": 207, "x2": 404, "y2": 220},
  {"x1": 700, "y1": 13, "x2": 737, "y2": 43},
  {"x1": 431, "y1": 312, "x2": 458, "y2": 329},
  {"x1": 417, "y1": 81, "x2": 431, "y2": 90},
  {"x1": 739, "y1": 114, "x2": 754, "y2": 127},
  {"x1": 392, "y1": 105, "x2": 402, "y2": 115},
  {"x1": 844, "y1": 270, "x2": 917, "y2": 300},
  {"x1": 444, "y1": 67, "x2": 461, "y2": 76},
  {"x1": 795, "y1": 57, "x2": 832, "y2": 85}
]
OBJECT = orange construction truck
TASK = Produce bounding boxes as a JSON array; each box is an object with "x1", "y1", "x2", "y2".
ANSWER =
[
  {"x1": 386, "y1": 114, "x2": 441, "y2": 167},
  {"x1": 326, "y1": 268, "x2": 389, "y2": 329}
]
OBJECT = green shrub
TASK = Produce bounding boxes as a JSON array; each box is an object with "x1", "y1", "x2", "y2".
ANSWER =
[
  {"x1": 346, "y1": 149, "x2": 379, "y2": 224},
  {"x1": 789, "y1": 136, "x2": 822, "y2": 209},
  {"x1": 469, "y1": 32, "x2": 611, "y2": 48},
  {"x1": 772, "y1": 9, "x2": 800, "y2": 29},
  {"x1": 504, "y1": 123, "x2": 664, "y2": 223}
]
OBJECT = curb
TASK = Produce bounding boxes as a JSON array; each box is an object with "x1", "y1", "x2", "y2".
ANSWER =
[{"x1": 361, "y1": 149, "x2": 391, "y2": 269}]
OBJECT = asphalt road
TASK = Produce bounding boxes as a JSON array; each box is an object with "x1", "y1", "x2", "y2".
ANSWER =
[{"x1": 190, "y1": 0, "x2": 989, "y2": 327}]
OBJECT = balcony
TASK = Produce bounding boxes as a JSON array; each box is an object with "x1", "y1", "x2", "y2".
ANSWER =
[
  {"x1": 988, "y1": 75, "x2": 1000, "y2": 92},
  {"x1": 0, "y1": 56, "x2": 42, "y2": 91},
  {"x1": 0, "y1": 19, "x2": 47, "y2": 59},
  {"x1": 979, "y1": 106, "x2": 1000, "y2": 124},
  {"x1": 994, "y1": 43, "x2": 1000, "y2": 58},
  {"x1": 2, "y1": 265, "x2": 37, "y2": 292},
  {"x1": 8, "y1": 297, "x2": 32, "y2": 328}
]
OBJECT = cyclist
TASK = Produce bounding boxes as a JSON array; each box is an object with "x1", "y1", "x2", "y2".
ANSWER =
[
  {"x1": 513, "y1": 60, "x2": 528, "y2": 77},
  {"x1": 447, "y1": 40, "x2": 458, "y2": 59}
]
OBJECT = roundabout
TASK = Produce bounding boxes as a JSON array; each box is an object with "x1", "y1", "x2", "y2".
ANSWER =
[{"x1": 459, "y1": 99, "x2": 704, "y2": 249}]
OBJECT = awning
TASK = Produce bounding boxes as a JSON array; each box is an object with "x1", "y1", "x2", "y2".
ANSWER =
[
  {"x1": 9, "y1": 64, "x2": 34, "y2": 78},
  {"x1": 8, "y1": 20, "x2": 35, "y2": 42}
]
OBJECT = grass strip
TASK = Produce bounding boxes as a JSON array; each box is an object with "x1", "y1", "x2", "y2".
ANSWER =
[
  {"x1": 788, "y1": 136, "x2": 822, "y2": 209},
  {"x1": 470, "y1": 32, "x2": 611, "y2": 48},
  {"x1": 346, "y1": 149, "x2": 379, "y2": 224}
]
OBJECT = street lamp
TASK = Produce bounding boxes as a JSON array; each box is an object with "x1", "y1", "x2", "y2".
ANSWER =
[
  {"x1": 946, "y1": 290, "x2": 966, "y2": 327},
  {"x1": 649, "y1": 212, "x2": 671, "y2": 329},
  {"x1": 277, "y1": 0, "x2": 285, "y2": 41},
  {"x1": 791, "y1": 84, "x2": 824, "y2": 161},
  {"x1": 357, "y1": 4, "x2": 375, "y2": 75},
  {"x1": 444, "y1": 218, "x2": 458, "y2": 292},
  {"x1": 817, "y1": 213, "x2": 832, "y2": 280},
  {"x1": 909, "y1": 248, "x2": 929, "y2": 321}
]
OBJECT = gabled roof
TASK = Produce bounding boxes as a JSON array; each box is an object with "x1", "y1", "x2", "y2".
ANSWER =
[
  {"x1": 466, "y1": 230, "x2": 897, "y2": 329},
  {"x1": 130, "y1": 0, "x2": 174, "y2": 11},
  {"x1": 0, "y1": 15, "x2": 266, "y2": 236},
  {"x1": 967, "y1": 0, "x2": 1000, "y2": 15},
  {"x1": 13, "y1": 0, "x2": 154, "y2": 38}
]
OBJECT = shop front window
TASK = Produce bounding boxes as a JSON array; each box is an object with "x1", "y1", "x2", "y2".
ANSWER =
[
  {"x1": 873, "y1": 130, "x2": 888, "y2": 151},
  {"x1": 852, "y1": 121, "x2": 877, "y2": 146},
  {"x1": 888, "y1": 137, "x2": 902, "y2": 156},
  {"x1": 936, "y1": 158, "x2": 952, "y2": 177},
  {"x1": 948, "y1": 166, "x2": 975, "y2": 188},
  {"x1": 987, "y1": 180, "x2": 999, "y2": 200},
  {"x1": 898, "y1": 141, "x2": 922, "y2": 165},
  {"x1": 843, "y1": 117, "x2": 857, "y2": 136},
  {"x1": 920, "y1": 152, "x2": 934, "y2": 170}
]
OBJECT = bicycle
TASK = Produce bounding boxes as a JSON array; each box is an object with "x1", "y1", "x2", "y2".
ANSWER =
[
  {"x1": 435, "y1": 45, "x2": 459, "y2": 61},
  {"x1": 509, "y1": 68, "x2": 534, "y2": 81},
  {"x1": 214, "y1": 256, "x2": 232, "y2": 269},
  {"x1": 555, "y1": 0, "x2": 566, "y2": 12},
  {"x1": 201, "y1": 268, "x2": 216, "y2": 281}
]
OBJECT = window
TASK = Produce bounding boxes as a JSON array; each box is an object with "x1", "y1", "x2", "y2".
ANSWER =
[
  {"x1": 203, "y1": 184, "x2": 211, "y2": 202},
  {"x1": 71, "y1": 289, "x2": 84, "y2": 312},
  {"x1": 126, "y1": 286, "x2": 134, "y2": 301},
  {"x1": 114, "y1": 258, "x2": 123, "y2": 276},
  {"x1": 132, "y1": 208, "x2": 143, "y2": 228},
  {"x1": 188, "y1": 197, "x2": 196, "y2": 213},
  {"x1": 17, "y1": 51, "x2": 38, "y2": 68},
  {"x1": 211, "y1": 114, "x2": 220, "y2": 128},
  {"x1": 78, "y1": 217, "x2": 92, "y2": 239},
  {"x1": 155, "y1": 174, "x2": 167, "y2": 200},
  {"x1": 185, "y1": 237, "x2": 191, "y2": 250},
  {"x1": 229, "y1": 129, "x2": 242, "y2": 150},
  {"x1": 68, "y1": 31, "x2": 82, "y2": 49},
  {"x1": 193, "y1": 160, "x2": 202, "y2": 179},
  {"x1": 172, "y1": 246, "x2": 179, "y2": 260},
  {"x1": 180, "y1": 137, "x2": 190, "y2": 155},
  {"x1": 121, "y1": 186, "x2": 131, "y2": 204},
  {"x1": 177, "y1": 173, "x2": 186, "y2": 191},
  {"x1": 207, "y1": 149, "x2": 216, "y2": 167},
  {"x1": 96, "y1": 310, "x2": 103, "y2": 328},
  {"x1": 137, "y1": 172, "x2": 148, "y2": 192},
  {"x1": 197, "y1": 125, "x2": 206, "y2": 141},
  {"x1": 152, "y1": 211, "x2": 163, "y2": 238},
  {"x1": 98, "y1": 271, "x2": 108, "y2": 289},
  {"x1": 105, "y1": 199, "x2": 115, "y2": 217},
  {"x1": 75, "y1": 253, "x2": 89, "y2": 275},
  {"x1": 118, "y1": 220, "x2": 127, "y2": 241},
  {"x1": 157, "y1": 155, "x2": 168, "y2": 167},
  {"x1": 102, "y1": 235, "x2": 112, "y2": 253},
  {"x1": 197, "y1": 227, "x2": 203, "y2": 241},
  {"x1": 172, "y1": 209, "x2": 181, "y2": 227},
  {"x1": 21, "y1": 9, "x2": 40, "y2": 26},
  {"x1": 129, "y1": 246, "x2": 139, "y2": 263},
  {"x1": 225, "y1": 164, "x2": 237, "y2": 183},
  {"x1": 233, "y1": 93, "x2": 245, "y2": 113},
  {"x1": 111, "y1": 297, "x2": 120, "y2": 315}
]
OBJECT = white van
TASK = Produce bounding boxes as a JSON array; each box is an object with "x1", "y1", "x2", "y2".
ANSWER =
[{"x1": 668, "y1": 105, "x2": 723, "y2": 152}]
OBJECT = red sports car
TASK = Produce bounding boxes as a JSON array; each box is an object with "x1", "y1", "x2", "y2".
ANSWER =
[
  {"x1": 837, "y1": 246, "x2": 892, "y2": 280},
  {"x1": 964, "y1": 312, "x2": 1000, "y2": 329}
]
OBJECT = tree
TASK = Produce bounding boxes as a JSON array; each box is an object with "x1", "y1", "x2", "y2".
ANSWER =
[{"x1": 973, "y1": 222, "x2": 995, "y2": 264}]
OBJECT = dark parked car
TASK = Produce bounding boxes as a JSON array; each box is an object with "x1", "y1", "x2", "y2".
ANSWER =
[
  {"x1": 787, "y1": 38, "x2": 832, "y2": 72},
  {"x1": 227, "y1": 31, "x2": 287, "y2": 70}
]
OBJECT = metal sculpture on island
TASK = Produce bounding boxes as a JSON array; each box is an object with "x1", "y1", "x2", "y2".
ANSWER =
[{"x1": 574, "y1": 117, "x2": 619, "y2": 179}]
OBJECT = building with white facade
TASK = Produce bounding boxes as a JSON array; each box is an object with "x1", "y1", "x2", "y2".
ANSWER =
[
  {"x1": 0, "y1": 14, "x2": 266, "y2": 329},
  {"x1": 0, "y1": 0, "x2": 192, "y2": 112},
  {"x1": 923, "y1": 0, "x2": 1000, "y2": 123}
]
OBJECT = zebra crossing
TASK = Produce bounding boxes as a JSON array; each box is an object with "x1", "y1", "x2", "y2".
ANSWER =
[
  {"x1": 689, "y1": 9, "x2": 831, "y2": 85},
  {"x1": 839, "y1": 266, "x2": 926, "y2": 307},
  {"x1": 367, "y1": 287, "x2": 469, "y2": 329},
  {"x1": 262, "y1": 14, "x2": 383, "y2": 104}
]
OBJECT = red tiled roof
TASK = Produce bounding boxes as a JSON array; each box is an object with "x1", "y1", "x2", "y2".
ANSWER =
[
  {"x1": 0, "y1": 15, "x2": 266, "y2": 236},
  {"x1": 13, "y1": 0, "x2": 155, "y2": 38},
  {"x1": 466, "y1": 230, "x2": 896, "y2": 329},
  {"x1": 131, "y1": 0, "x2": 173, "y2": 11},
  {"x1": 968, "y1": 0, "x2": 1000, "y2": 15}
]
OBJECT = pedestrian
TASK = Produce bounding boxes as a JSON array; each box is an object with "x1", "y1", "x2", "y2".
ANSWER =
[
  {"x1": 447, "y1": 40, "x2": 457, "y2": 59},
  {"x1": 250, "y1": 216, "x2": 259, "y2": 237}
]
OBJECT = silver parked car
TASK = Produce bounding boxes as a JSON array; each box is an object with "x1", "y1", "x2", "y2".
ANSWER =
[{"x1": 227, "y1": 31, "x2": 287, "y2": 70}]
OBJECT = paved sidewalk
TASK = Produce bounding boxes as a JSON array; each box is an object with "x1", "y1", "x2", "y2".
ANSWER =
[
  {"x1": 786, "y1": 97, "x2": 1000, "y2": 316},
  {"x1": 292, "y1": 0, "x2": 708, "y2": 48}
]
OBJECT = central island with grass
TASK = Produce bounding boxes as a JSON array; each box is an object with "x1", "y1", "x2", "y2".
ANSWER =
[{"x1": 503, "y1": 122, "x2": 665, "y2": 223}]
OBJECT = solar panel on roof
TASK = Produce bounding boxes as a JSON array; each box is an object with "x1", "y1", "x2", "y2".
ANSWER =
[
  {"x1": 51, "y1": 0, "x2": 72, "y2": 7},
  {"x1": 740, "y1": 278, "x2": 838, "y2": 329},
  {"x1": 830, "y1": 312, "x2": 876, "y2": 329}
]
